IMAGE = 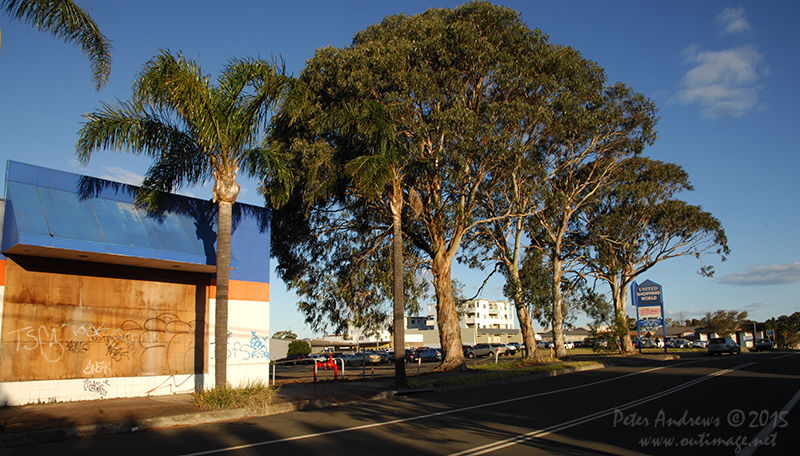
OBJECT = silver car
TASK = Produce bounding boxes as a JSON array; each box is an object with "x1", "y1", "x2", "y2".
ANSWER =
[{"x1": 707, "y1": 337, "x2": 741, "y2": 355}]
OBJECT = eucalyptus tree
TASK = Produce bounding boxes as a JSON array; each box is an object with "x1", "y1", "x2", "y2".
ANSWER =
[
  {"x1": 76, "y1": 50, "x2": 291, "y2": 387},
  {"x1": 275, "y1": 2, "x2": 588, "y2": 371},
  {"x1": 581, "y1": 156, "x2": 729, "y2": 353},
  {"x1": 2, "y1": 0, "x2": 112, "y2": 90},
  {"x1": 529, "y1": 83, "x2": 658, "y2": 357}
]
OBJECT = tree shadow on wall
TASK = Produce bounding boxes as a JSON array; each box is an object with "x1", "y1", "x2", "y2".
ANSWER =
[{"x1": 76, "y1": 175, "x2": 271, "y2": 264}]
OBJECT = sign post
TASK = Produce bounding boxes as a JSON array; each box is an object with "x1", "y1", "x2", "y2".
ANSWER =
[{"x1": 632, "y1": 280, "x2": 666, "y2": 354}]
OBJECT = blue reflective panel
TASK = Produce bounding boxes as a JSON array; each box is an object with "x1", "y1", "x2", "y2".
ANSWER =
[
  {"x1": 139, "y1": 210, "x2": 200, "y2": 255},
  {"x1": 91, "y1": 198, "x2": 153, "y2": 249},
  {"x1": 6, "y1": 161, "x2": 40, "y2": 186},
  {"x1": 36, "y1": 167, "x2": 81, "y2": 193},
  {"x1": 5, "y1": 182, "x2": 51, "y2": 236},
  {"x1": 176, "y1": 210, "x2": 217, "y2": 260},
  {"x1": 38, "y1": 187, "x2": 105, "y2": 243}
]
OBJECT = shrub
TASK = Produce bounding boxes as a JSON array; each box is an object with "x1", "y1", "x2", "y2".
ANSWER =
[{"x1": 287, "y1": 339, "x2": 311, "y2": 355}]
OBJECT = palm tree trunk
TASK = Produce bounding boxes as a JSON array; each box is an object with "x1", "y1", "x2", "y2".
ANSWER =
[{"x1": 215, "y1": 200, "x2": 233, "y2": 387}]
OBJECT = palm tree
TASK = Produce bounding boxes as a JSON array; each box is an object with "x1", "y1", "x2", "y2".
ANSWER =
[
  {"x1": 76, "y1": 50, "x2": 292, "y2": 388},
  {"x1": 2, "y1": 0, "x2": 113, "y2": 90}
]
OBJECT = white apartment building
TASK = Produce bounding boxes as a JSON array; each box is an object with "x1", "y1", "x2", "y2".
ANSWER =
[
  {"x1": 462, "y1": 299, "x2": 516, "y2": 330},
  {"x1": 416, "y1": 299, "x2": 516, "y2": 330},
  {"x1": 341, "y1": 299, "x2": 519, "y2": 349}
]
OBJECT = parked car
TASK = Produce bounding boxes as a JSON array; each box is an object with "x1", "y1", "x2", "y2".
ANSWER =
[
  {"x1": 358, "y1": 351, "x2": 381, "y2": 365},
  {"x1": 306, "y1": 354, "x2": 328, "y2": 364},
  {"x1": 672, "y1": 339, "x2": 691, "y2": 349},
  {"x1": 635, "y1": 338, "x2": 655, "y2": 349},
  {"x1": 464, "y1": 343, "x2": 496, "y2": 358},
  {"x1": 707, "y1": 337, "x2": 741, "y2": 355},
  {"x1": 417, "y1": 348, "x2": 442, "y2": 362},
  {"x1": 280, "y1": 354, "x2": 308, "y2": 365},
  {"x1": 336, "y1": 353, "x2": 356, "y2": 365},
  {"x1": 388, "y1": 349, "x2": 418, "y2": 363},
  {"x1": 507, "y1": 342, "x2": 521, "y2": 355},
  {"x1": 490, "y1": 343, "x2": 508, "y2": 356},
  {"x1": 691, "y1": 340, "x2": 707, "y2": 349},
  {"x1": 536, "y1": 340, "x2": 548, "y2": 349},
  {"x1": 753, "y1": 339, "x2": 774, "y2": 351},
  {"x1": 564, "y1": 341, "x2": 574, "y2": 350}
]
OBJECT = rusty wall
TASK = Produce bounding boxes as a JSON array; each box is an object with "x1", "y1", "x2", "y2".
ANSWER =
[{"x1": 0, "y1": 256, "x2": 208, "y2": 381}]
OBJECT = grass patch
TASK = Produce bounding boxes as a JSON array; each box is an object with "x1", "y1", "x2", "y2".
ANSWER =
[
  {"x1": 407, "y1": 359, "x2": 603, "y2": 389},
  {"x1": 193, "y1": 380, "x2": 279, "y2": 414}
]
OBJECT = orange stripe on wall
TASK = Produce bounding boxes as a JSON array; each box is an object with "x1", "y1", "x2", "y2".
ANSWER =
[
  {"x1": 0, "y1": 259, "x2": 5, "y2": 286},
  {"x1": 208, "y1": 278, "x2": 269, "y2": 302}
]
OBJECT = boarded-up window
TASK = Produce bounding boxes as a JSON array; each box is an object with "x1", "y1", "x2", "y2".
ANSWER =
[{"x1": 0, "y1": 257, "x2": 207, "y2": 381}]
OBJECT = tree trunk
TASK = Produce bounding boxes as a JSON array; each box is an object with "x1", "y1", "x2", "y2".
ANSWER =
[
  {"x1": 508, "y1": 267, "x2": 542, "y2": 361},
  {"x1": 612, "y1": 276, "x2": 634, "y2": 353},
  {"x1": 215, "y1": 200, "x2": 232, "y2": 387},
  {"x1": 212, "y1": 168, "x2": 239, "y2": 389},
  {"x1": 431, "y1": 254, "x2": 466, "y2": 371},
  {"x1": 614, "y1": 284, "x2": 638, "y2": 353},
  {"x1": 390, "y1": 185, "x2": 408, "y2": 388},
  {"x1": 551, "y1": 249, "x2": 567, "y2": 358}
]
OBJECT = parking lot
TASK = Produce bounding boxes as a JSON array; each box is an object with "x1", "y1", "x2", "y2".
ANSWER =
[{"x1": 270, "y1": 350, "x2": 528, "y2": 384}]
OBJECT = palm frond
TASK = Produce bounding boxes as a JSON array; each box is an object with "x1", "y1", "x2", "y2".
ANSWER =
[{"x1": 3, "y1": 0, "x2": 112, "y2": 90}]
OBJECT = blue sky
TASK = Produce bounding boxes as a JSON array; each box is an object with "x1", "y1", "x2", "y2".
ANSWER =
[{"x1": 2, "y1": 1, "x2": 798, "y2": 337}]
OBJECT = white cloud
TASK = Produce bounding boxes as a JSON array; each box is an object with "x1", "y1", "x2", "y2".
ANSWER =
[
  {"x1": 673, "y1": 44, "x2": 768, "y2": 118},
  {"x1": 745, "y1": 302, "x2": 772, "y2": 309},
  {"x1": 717, "y1": 7, "x2": 751, "y2": 35},
  {"x1": 98, "y1": 166, "x2": 144, "y2": 186},
  {"x1": 719, "y1": 263, "x2": 800, "y2": 286}
]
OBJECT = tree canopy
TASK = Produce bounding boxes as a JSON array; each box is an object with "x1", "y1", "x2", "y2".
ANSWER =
[
  {"x1": 703, "y1": 310, "x2": 748, "y2": 338},
  {"x1": 273, "y1": 330, "x2": 298, "y2": 340},
  {"x1": 581, "y1": 156, "x2": 729, "y2": 352}
]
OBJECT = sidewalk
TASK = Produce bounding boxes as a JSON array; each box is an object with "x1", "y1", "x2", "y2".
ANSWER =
[
  {"x1": 0, "y1": 377, "x2": 396, "y2": 448},
  {"x1": 0, "y1": 357, "x2": 631, "y2": 448}
]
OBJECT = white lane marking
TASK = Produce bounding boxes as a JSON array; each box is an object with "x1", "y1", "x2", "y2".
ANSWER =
[
  {"x1": 449, "y1": 362, "x2": 757, "y2": 456},
  {"x1": 176, "y1": 359, "x2": 707, "y2": 456},
  {"x1": 738, "y1": 386, "x2": 800, "y2": 456},
  {"x1": 772, "y1": 352, "x2": 800, "y2": 360}
]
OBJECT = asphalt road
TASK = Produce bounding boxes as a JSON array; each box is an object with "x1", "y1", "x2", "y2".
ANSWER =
[{"x1": 10, "y1": 351, "x2": 800, "y2": 456}]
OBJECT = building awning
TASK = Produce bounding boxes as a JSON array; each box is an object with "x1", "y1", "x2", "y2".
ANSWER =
[{"x1": 2, "y1": 161, "x2": 236, "y2": 273}]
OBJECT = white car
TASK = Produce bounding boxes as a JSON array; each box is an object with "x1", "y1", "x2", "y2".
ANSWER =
[
  {"x1": 707, "y1": 337, "x2": 741, "y2": 355},
  {"x1": 692, "y1": 340, "x2": 707, "y2": 348}
]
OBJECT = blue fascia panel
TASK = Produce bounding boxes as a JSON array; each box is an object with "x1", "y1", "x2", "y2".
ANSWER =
[
  {"x1": 36, "y1": 166, "x2": 82, "y2": 193},
  {"x1": 4, "y1": 182, "x2": 50, "y2": 237},
  {"x1": 155, "y1": 250, "x2": 208, "y2": 265},
  {"x1": 140, "y1": 209, "x2": 199, "y2": 255},
  {"x1": 107, "y1": 244, "x2": 159, "y2": 260},
  {"x1": 2, "y1": 198, "x2": 21, "y2": 253},
  {"x1": 51, "y1": 237, "x2": 109, "y2": 254},
  {"x1": 5, "y1": 161, "x2": 40, "y2": 186},
  {"x1": 16, "y1": 233, "x2": 55, "y2": 249},
  {"x1": 3, "y1": 161, "x2": 269, "y2": 280},
  {"x1": 91, "y1": 198, "x2": 153, "y2": 249},
  {"x1": 38, "y1": 186, "x2": 106, "y2": 243},
  {"x1": 229, "y1": 206, "x2": 270, "y2": 283}
]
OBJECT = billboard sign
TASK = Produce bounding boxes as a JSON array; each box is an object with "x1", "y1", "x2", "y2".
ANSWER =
[{"x1": 633, "y1": 280, "x2": 663, "y2": 306}]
